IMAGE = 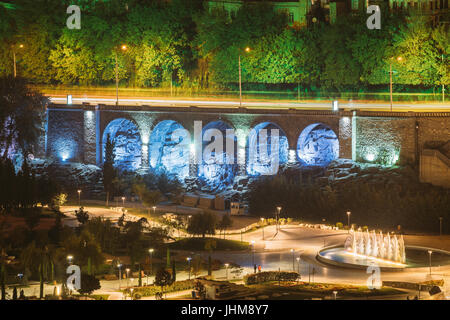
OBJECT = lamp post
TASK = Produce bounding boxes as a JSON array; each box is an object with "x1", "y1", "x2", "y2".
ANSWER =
[
  {"x1": 77, "y1": 190, "x2": 81, "y2": 207},
  {"x1": 117, "y1": 264, "x2": 122, "y2": 290},
  {"x1": 389, "y1": 56, "x2": 402, "y2": 112},
  {"x1": 333, "y1": 290, "x2": 338, "y2": 300},
  {"x1": 251, "y1": 240, "x2": 255, "y2": 266},
  {"x1": 126, "y1": 268, "x2": 130, "y2": 288},
  {"x1": 225, "y1": 263, "x2": 229, "y2": 280},
  {"x1": 153, "y1": 206, "x2": 157, "y2": 215},
  {"x1": 12, "y1": 44, "x2": 24, "y2": 78},
  {"x1": 276, "y1": 206, "x2": 282, "y2": 231},
  {"x1": 187, "y1": 257, "x2": 192, "y2": 280},
  {"x1": 121, "y1": 196, "x2": 125, "y2": 207},
  {"x1": 260, "y1": 218, "x2": 265, "y2": 240},
  {"x1": 346, "y1": 211, "x2": 351, "y2": 232},
  {"x1": 428, "y1": 250, "x2": 433, "y2": 276},
  {"x1": 115, "y1": 44, "x2": 128, "y2": 106},
  {"x1": 148, "y1": 248, "x2": 154, "y2": 285},
  {"x1": 67, "y1": 255, "x2": 73, "y2": 265},
  {"x1": 439, "y1": 217, "x2": 443, "y2": 237},
  {"x1": 296, "y1": 257, "x2": 300, "y2": 274},
  {"x1": 238, "y1": 47, "x2": 251, "y2": 107},
  {"x1": 290, "y1": 249, "x2": 295, "y2": 271}
]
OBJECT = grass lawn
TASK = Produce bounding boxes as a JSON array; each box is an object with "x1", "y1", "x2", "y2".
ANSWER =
[
  {"x1": 247, "y1": 282, "x2": 404, "y2": 300},
  {"x1": 169, "y1": 237, "x2": 249, "y2": 251}
]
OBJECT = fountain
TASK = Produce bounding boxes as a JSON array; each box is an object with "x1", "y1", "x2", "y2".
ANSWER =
[{"x1": 344, "y1": 229, "x2": 406, "y2": 264}]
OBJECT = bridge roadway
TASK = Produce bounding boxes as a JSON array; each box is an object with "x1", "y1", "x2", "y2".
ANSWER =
[{"x1": 48, "y1": 96, "x2": 450, "y2": 112}]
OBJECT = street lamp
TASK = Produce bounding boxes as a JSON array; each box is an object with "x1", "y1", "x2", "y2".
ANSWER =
[
  {"x1": 260, "y1": 218, "x2": 265, "y2": 240},
  {"x1": 389, "y1": 56, "x2": 403, "y2": 112},
  {"x1": 77, "y1": 189, "x2": 81, "y2": 207},
  {"x1": 153, "y1": 206, "x2": 157, "y2": 215},
  {"x1": 333, "y1": 290, "x2": 338, "y2": 300},
  {"x1": 121, "y1": 196, "x2": 125, "y2": 207},
  {"x1": 428, "y1": 250, "x2": 433, "y2": 275},
  {"x1": 346, "y1": 211, "x2": 351, "y2": 232},
  {"x1": 126, "y1": 268, "x2": 130, "y2": 288},
  {"x1": 439, "y1": 217, "x2": 443, "y2": 237},
  {"x1": 225, "y1": 263, "x2": 229, "y2": 280},
  {"x1": 276, "y1": 206, "x2": 282, "y2": 231},
  {"x1": 115, "y1": 44, "x2": 128, "y2": 105},
  {"x1": 12, "y1": 44, "x2": 24, "y2": 78},
  {"x1": 251, "y1": 240, "x2": 255, "y2": 267},
  {"x1": 296, "y1": 257, "x2": 300, "y2": 274},
  {"x1": 67, "y1": 255, "x2": 73, "y2": 265},
  {"x1": 117, "y1": 264, "x2": 122, "y2": 290},
  {"x1": 290, "y1": 249, "x2": 295, "y2": 271},
  {"x1": 187, "y1": 257, "x2": 192, "y2": 280},
  {"x1": 148, "y1": 248, "x2": 154, "y2": 285},
  {"x1": 238, "y1": 47, "x2": 251, "y2": 107}
]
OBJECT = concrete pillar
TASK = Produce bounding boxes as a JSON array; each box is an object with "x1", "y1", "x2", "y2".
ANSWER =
[
  {"x1": 83, "y1": 108, "x2": 97, "y2": 165},
  {"x1": 338, "y1": 114, "x2": 353, "y2": 160}
]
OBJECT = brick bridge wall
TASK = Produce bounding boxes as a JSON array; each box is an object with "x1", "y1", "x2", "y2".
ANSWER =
[{"x1": 44, "y1": 104, "x2": 450, "y2": 178}]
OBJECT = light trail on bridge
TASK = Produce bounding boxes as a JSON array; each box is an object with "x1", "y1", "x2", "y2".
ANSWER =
[{"x1": 48, "y1": 96, "x2": 450, "y2": 112}]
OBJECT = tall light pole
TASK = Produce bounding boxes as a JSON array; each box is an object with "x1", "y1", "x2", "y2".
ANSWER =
[
  {"x1": 12, "y1": 44, "x2": 24, "y2": 78},
  {"x1": 187, "y1": 257, "x2": 192, "y2": 280},
  {"x1": 296, "y1": 257, "x2": 300, "y2": 274},
  {"x1": 290, "y1": 249, "x2": 295, "y2": 271},
  {"x1": 346, "y1": 211, "x2": 351, "y2": 232},
  {"x1": 115, "y1": 44, "x2": 128, "y2": 106},
  {"x1": 428, "y1": 250, "x2": 433, "y2": 275},
  {"x1": 439, "y1": 217, "x2": 443, "y2": 237},
  {"x1": 77, "y1": 189, "x2": 81, "y2": 207},
  {"x1": 148, "y1": 248, "x2": 154, "y2": 285},
  {"x1": 117, "y1": 264, "x2": 122, "y2": 290},
  {"x1": 121, "y1": 196, "x2": 125, "y2": 207},
  {"x1": 260, "y1": 218, "x2": 265, "y2": 240},
  {"x1": 67, "y1": 255, "x2": 73, "y2": 265},
  {"x1": 126, "y1": 268, "x2": 130, "y2": 288},
  {"x1": 389, "y1": 56, "x2": 402, "y2": 112},
  {"x1": 251, "y1": 240, "x2": 255, "y2": 267},
  {"x1": 276, "y1": 206, "x2": 282, "y2": 231},
  {"x1": 239, "y1": 47, "x2": 251, "y2": 107},
  {"x1": 153, "y1": 206, "x2": 157, "y2": 215},
  {"x1": 225, "y1": 263, "x2": 229, "y2": 280}
]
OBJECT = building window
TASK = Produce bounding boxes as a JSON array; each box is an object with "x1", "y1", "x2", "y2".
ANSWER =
[{"x1": 288, "y1": 12, "x2": 294, "y2": 24}]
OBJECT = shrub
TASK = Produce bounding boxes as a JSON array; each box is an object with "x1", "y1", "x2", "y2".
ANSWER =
[
  {"x1": 125, "y1": 279, "x2": 195, "y2": 297},
  {"x1": 336, "y1": 222, "x2": 343, "y2": 229},
  {"x1": 244, "y1": 271, "x2": 300, "y2": 285}
]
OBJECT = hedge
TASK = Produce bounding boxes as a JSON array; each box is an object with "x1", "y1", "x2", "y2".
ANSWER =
[
  {"x1": 244, "y1": 271, "x2": 300, "y2": 285},
  {"x1": 124, "y1": 279, "x2": 195, "y2": 297}
]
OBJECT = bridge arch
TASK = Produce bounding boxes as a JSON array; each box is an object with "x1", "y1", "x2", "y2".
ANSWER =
[
  {"x1": 199, "y1": 120, "x2": 238, "y2": 189},
  {"x1": 297, "y1": 123, "x2": 339, "y2": 166},
  {"x1": 102, "y1": 118, "x2": 142, "y2": 171},
  {"x1": 246, "y1": 121, "x2": 289, "y2": 176},
  {"x1": 149, "y1": 120, "x2": 190, "y2": 178}
]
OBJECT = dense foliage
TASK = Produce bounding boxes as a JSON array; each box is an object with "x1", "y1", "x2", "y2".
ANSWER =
[
  {"x1": 248, "y1": 165, "x2": 450, "y2": 233},
  {"x1": 244, "y1": 271, "x2": 300, "y2": 285},
  {"x1": 0, "y1": 1, "x2": 447, "y2": 91}
]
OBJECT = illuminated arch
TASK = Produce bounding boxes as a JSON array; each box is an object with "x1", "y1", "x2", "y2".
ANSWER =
[
  {"x1": 199, "y1": 120, "x2": 238, "y2": 189},
  {"x1": 297, "y1": 123, "x2": 339, "y2": 166},
  {"x1": 102, "y1": 118, "x2": 142, "y2": 171},
  {"x1": 246, "y1": 122, "x2": 289, "y2": 176},
  {"x1": 149, "y1": 120, "x2": 189, "y2": 178}
]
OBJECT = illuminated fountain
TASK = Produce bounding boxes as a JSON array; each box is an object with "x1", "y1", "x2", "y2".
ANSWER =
[{"x1": 344, "y1": 229, "x2": 406, "y2": 264}]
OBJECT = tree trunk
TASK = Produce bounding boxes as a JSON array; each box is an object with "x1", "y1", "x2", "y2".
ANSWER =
[
  {"x1": 208, "y1": 255, "x2": 211, "y2": 276},
  {"x1": 138, "y1": 264, "x2": 142, "y2": 287},
  {"x1": 0, "y1": 263, "x2": 5, "y2": 300},
  {"x1": 106, "y1": 191, "x2": 109, "y2": 207}
]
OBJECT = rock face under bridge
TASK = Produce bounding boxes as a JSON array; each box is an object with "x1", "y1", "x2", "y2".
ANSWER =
[{"x1": 43, "y1": 104, "x2": 450, "y2": 189}]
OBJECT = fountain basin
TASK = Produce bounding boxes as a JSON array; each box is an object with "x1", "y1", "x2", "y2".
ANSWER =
[{"x1": 317, "y1": 245, "x2": 450, "y2": 271}]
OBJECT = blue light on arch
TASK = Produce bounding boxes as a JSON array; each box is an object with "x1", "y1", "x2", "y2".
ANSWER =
[
  {"x1": 297, "y1": 123, "x2": 339, "y2": 166},
  {"x1": 103, "y1": 118, "x2": 142, "y2": 171},
  {"x1": 149, "y1": 120, "x2": 190, "y2": 178},
  {"x1": 199, "y1": 120, "x2": 238, "y2": 189},
  {"x1": 246, "y1": 122, "x2": 289, "y2": 176}
]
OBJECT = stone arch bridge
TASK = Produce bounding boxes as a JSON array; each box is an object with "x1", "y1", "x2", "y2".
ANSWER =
[{"x1": 45, "y1": 104, "x2": 450, "y2": 187}]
